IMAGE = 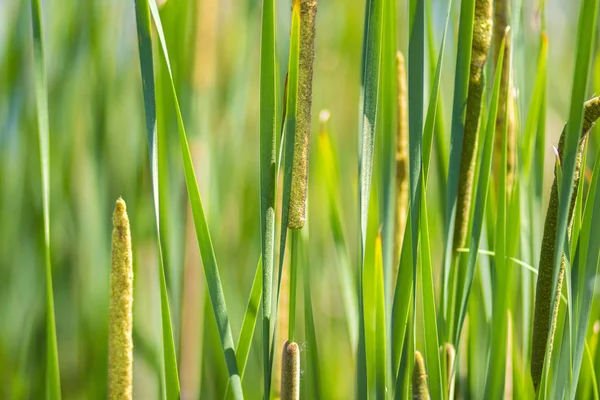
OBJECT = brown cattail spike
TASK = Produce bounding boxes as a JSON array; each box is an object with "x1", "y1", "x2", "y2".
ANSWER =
[
  {"x1": 531, "y1": 97, "x2": 600, "y2": 390},
  {"x1": 454, "y1": 0, "x2": 493, "y2": 251},
  {"x1": 281, "y1": 341, "x2": 300, "y2": 400},
  {"x1": 288, "y1": 0, "x2": 317, "y2": 229},
  {"x1": 394, "y1": 51, "x2": 409, "y2": 279},
  {"x1": 109, "y1": 198, "x2": 134, "y2": 400}
]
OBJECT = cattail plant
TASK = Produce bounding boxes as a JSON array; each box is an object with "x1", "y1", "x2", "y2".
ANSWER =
[
  {"x1": 492, "y1": 0, "x2": 517, "y2": 193},
  {"x1": 454, "y1": 0, "x2": 493, "y2": 250},
  {"x1": 413, "y1": 351, "x2": 430, "y2": 400},
  {"x1": 443, "y1": 343, "x2": 456, "y2": 400},
  {"x1": 108, "y1": 198, "x2": 134, "y2": 400},
  {"x1": 288, "y1": 0, "x2": 317, "y2": 230},
  {"x1": 531, "y1": 96, "x2": 600, "y2": 390},
  {"x1": 281, "y1": 341, "x2": 300, "y2": 400},
  {"x1": 394, "y1": 51, "x2": 409, "y2": 276}
]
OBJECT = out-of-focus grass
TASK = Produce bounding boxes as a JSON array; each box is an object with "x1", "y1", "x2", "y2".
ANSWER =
[{"x1": 2, "y1": 0, "x2": 600, "y2": 398}]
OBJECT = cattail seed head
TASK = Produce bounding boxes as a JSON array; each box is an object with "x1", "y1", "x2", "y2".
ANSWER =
[
  {"x1": 109, "y1": 198, "x2": 134, "y2": 400},
  {"x1": 453, "y1": 0, "x2": 493, "y2": 251},
  {"x1": 531, "y1": 96, "x2": 600, "y2": 390},
  {"x1": 288, "y1": 0, "x2": 317, "y2": 230},
  {"x1": 281, "y1": 341, "x2": 300, "y2": 400},
  {"x1": 413, "y1": 351, "x2": 430, "y2": 400}
]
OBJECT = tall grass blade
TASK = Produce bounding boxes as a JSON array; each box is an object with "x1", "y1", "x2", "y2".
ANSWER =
[
  {"x1": 301, "y1": 225, "x2": 321, "y2": 399},
  {"x1": 134, "y1": 0, "x2": 246, "y2": 397},
  {"x1": 374, "y1": 235, "x2": 386, "y2": 399},
  {"x1": 132, "y1": 0, "x2": 180, "y2": 396},
  {"x1": 29, "y1": 0, "x2": 61, "y2": 396},
  {"x1": 237, "y1": 257, "x2": 263, "y2": 381},
  {"x1": 570, "y1": 151, "x2": 600, "y2": 396},
  {"x1": 357, "y1": 0, "x2": 385, "y2": 397},
  {"x1": 259, "y1": 0, "x2": 278, "y2": 396},
  {"x1": 484, "y1": 27, "x2": 511, "y2": 398},
  {"x1": 316, "y1": 112, "x2": 358, "y2": 348},
  {"x1": 419, "y1": 185, "x2": 443, "y2": 399}
]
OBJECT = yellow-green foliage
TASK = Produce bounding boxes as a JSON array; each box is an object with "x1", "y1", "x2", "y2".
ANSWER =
[
  {"x1": 454, "y1": 0, "x2": 493, "y2": 250},
  {"x1": 289, "y1": 0, "x2": 317, "y2": 230},
  {"x1": 108, "y1": 198, "x2": 134, "y2": 400},
  {"x1": 281, "y1": 341, "x2": 300, "y2": 400},
  {"x1": 531, "y1": 96, "x2": 600, "y2": 390}
]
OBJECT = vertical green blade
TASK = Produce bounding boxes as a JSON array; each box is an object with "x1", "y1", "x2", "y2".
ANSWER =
[
  {"x1": 259, "y1": 0, "x2": 278, "y2": 396},
  {"x1": 29, "y1": 0, "x2": 61, "y2": 397}
]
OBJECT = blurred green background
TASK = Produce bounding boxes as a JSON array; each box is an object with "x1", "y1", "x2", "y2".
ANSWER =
[{"x1": 0, "y1": 0, "x2": 598, "y2": 398}]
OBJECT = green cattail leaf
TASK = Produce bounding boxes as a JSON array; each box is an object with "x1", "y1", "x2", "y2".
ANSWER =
[
  {"x1": 418, "y1": 183, "x2": 443, "y2": 400},
  {"x1": 570, "y1": 151, "x2": 600, "y2": 396},
  {"x1": 484, "y1": 25, "x2": 511, "y2": 398},
  {"x1": 422, "y1": 0, "x2": 453, "y2": 184},
  {"x1": 29, "y1": 0, "x2": 61, "y2": 397},
  {"x1": 132, "y1": 0, "x2": 180, "y2": 397},
  {"x1": 133, "y1": 0, "x2": 244, "y2": 397},
  {"x1": 316, "y1": 112, "x2": 358, "y2": 349},
  {"x1": 374, "y1": 235, "x2": 386, "y2": 399},
  {"x1": 237, "y1": 256, "x2": 263, "y2": 381},
  {"x1": 259, "y1": 0, "x2": 277, "y2": 395},
  {"x1": 301, "y1": 225, "x2": 322, "y2": 399},
  {"x1": 357, "y1": 0, "x2": 385, "y2": 397}
]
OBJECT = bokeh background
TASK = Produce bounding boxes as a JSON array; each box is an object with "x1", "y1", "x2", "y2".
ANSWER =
[{"x1": 0, "y1": 0, "x2": 598, "y2": 398}]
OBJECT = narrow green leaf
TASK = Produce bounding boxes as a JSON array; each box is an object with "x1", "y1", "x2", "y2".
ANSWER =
[
  {"x1": 357, "y1": 0, "x2": 385, "y2": 397},
  {"x1": 29, "y1": 0, "x2": 61, "y2": 397},
  {"x1": 134, "y1": 0, "x2": 246, "y2": 397},
  {"x1": 132, "y1": 0, "x2": 180, "y2": 396},
  {"x1": 302, "y1": 226, "x2": 321, "y2": 399},
  {"x1": 316, "y1": 113, "x2": 358, "y2": 349},
  {"x1": 259, "y1": 0, "x2": 278, "y2": 396},
  {"x1": 374, "y1": 235, "x2": 386, "y2": 399},
  {"x1": 570, "y1": 152, "x2": 600, "y2": 396},
  {"x1": 422, "y1": 0, "x2": 453, "y2": 184},
  {"x1": 419, "y1": 184, "x2": 443, "y2": 400},
  {"x1": 237, "y1": 256, "x2": 263, "y2": 381}
]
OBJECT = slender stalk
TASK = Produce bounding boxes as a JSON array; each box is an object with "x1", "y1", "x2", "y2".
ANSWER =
[
  {"x1": 281, "y1": 341, "x2": 300, "y2": 400},
  {"x1": 492, "y1": 0, "x2": 516, "y2": 193},
  {"x1": 443, "y1": 343, "x2": 455, "y2": 400},
  {"x1": 394, "y1": 51, "x2": 409, "y2": 281},
  {"x1": 288, "y1": 0, "x2": 317, "y2": 229},
  {"x1": 109, "y1": 198, "x2": 134, "y2": 400},
  {"x1": 413, "y1": 351, "x2": 430, "y2": 400},
  {"x1": 530, "y1": 96, "x2": 600, "y2": 390},
  {"x1": 453, "y1": 0, "x2": 493, "y2": 251}
]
